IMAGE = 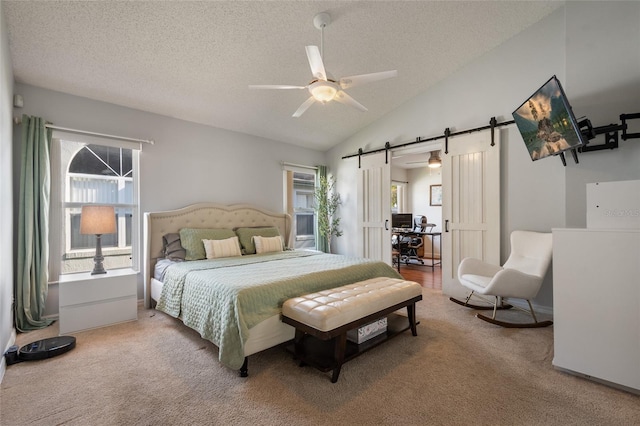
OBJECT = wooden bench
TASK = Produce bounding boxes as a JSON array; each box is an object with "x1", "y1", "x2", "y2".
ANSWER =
[{"x1": 281, "y1": 277, "x2": 423, "y2": 383}]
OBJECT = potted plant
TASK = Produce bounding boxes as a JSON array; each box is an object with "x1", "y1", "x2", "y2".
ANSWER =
[{"x1": 314, "y1": 175, "x2": 343, "y2": 253}]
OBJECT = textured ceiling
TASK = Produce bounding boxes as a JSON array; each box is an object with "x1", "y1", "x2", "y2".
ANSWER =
[{"x1": 4, "y1": 1, "x2": 562, "y2": 151}]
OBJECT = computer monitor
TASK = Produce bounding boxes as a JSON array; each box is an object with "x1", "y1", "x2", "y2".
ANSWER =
[{"x1": 392, "y1": 213, "x2": 413, "y2": 229}]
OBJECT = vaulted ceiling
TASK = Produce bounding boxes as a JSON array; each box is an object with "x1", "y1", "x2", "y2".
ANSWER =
[{"x1": 3, "y1": 1, "x2": 562, "y2": 151}]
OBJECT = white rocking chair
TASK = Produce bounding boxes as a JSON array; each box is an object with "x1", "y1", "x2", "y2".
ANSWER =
[{"x1": 450, "y1": 230, "x2": 553, "y2": 328}]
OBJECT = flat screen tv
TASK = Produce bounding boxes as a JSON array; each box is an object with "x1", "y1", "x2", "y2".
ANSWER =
[
  {"x1": 512, "y1": 75, "x2": 586, "y2": 161},
  {"x1": 392, "y1": 213, "x2": 413, "y2": 229}
]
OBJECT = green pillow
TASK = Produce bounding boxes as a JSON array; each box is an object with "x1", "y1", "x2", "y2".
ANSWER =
[
  {"x1": 179, "y1": 228, "x2": 236, "y2": 260},
  {"x1": 234, "y1": 227, "x2": 281, "y2": 255}
]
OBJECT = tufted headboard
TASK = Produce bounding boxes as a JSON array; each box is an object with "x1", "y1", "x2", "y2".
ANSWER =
[{"x1": 143, "y1": 203, "x2": 291, "y2": 307}]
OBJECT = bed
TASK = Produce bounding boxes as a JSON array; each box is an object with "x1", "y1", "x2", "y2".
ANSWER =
[{"x1": 143, "y1": 203, "x2": 403, "y2": 375}]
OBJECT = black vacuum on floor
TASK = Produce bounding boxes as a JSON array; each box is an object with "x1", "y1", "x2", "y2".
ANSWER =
[{"x1": 4, "y1": 336, "x2": 76, "y2": 365}]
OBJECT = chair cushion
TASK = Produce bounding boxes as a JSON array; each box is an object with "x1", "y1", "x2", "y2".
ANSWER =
[
  {"x1": 460, "y1": 273, "x2": 493, "y2": 291},
  {"x1": 282, "y1": 277, "x2": 422, "y2": 332}
]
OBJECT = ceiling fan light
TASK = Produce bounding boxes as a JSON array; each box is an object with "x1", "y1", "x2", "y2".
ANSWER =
[
  {"x1": 309, "y1": 81, "x2": 337, "y2": 102},
  {"x1": 428, "y1": 150, "x2": 442, "y2": 168}
]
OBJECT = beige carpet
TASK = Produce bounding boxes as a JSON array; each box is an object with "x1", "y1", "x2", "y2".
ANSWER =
[{"x1": 2, "y1": 288, "x2": 639, "y2": 426}]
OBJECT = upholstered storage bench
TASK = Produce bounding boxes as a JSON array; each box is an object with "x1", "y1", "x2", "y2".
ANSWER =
[{"x1": 281, "y1": 277, "x2": 423, "y2": 383}]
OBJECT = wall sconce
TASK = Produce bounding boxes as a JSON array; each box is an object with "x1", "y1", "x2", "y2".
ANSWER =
[
  {"x1": 80, "y1": 205, "x2": 116, "y2": 275},
  {"x1": 428, "y1": 150, "x2": 442, "y2": 168}
]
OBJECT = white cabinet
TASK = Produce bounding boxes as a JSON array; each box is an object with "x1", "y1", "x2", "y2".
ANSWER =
[
  {"x1": 59, "y1": 268, "x2": 138, "y2": 334},
  {"x1": 552, "y1": 228, "x2": 640, "y2": 392}
]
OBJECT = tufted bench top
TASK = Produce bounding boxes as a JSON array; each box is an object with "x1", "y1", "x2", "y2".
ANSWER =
[{"x1": 282, "y1": 277, "x2": 422, "y2": 332}]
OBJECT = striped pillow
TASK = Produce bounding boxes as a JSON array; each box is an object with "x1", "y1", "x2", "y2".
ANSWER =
[
  {"x1": 253, "y1": 235, "x2": 283, "y2": 254},
  {"x1": 203, "y1": 236, "x2": 242, "y2": 259},
  {"x1": 234, "y1": 227, "x2": 281, "y2": 255}
]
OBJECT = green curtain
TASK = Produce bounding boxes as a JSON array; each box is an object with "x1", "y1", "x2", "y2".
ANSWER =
[
  {"x1": 315, "y1": 165, "x2": 330, "y2": 253},
  {"x1": 15, "y1": 115, "x2": 53, "y2": 331}
]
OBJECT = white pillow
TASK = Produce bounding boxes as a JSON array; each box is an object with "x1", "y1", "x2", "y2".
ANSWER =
[
  {"x1": 253, "y1": 235, "x2": 283, "y2": 254},
  {"x1": 202, "y1": 236, "x2": 242, "y2": 259}
]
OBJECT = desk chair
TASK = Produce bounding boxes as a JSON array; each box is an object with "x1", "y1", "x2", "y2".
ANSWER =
[
  {"x1": 391, "y1": 234, "x2": 402, "y2": 271},
  {"x1": 404, "y1": 234, "x2": 424, "y2": 264},
  {"x1": 398, "y1": 216, "x2": 430, "y2": 265},
  {"x1": 415, "y1": 216, "x2": 436, "y2": 233}
]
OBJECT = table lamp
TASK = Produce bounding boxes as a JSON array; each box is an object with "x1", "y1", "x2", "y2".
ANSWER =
[{"x1": 80, "y1": 205, "x2": 116, "y2": 275}]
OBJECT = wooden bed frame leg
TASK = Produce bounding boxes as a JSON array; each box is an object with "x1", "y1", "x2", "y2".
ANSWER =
[{"x1": 239, "y1": 357, "x2": 248, "y2": 377}]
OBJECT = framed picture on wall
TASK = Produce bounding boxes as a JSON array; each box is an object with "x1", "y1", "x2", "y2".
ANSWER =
[{"x1": 430, "y1": 184, "x2": 442, "y2": 206}]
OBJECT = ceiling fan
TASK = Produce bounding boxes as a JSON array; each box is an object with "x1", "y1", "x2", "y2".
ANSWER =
[{"x1": 249, "y1": 12, "x2": 398, "y2": 118}]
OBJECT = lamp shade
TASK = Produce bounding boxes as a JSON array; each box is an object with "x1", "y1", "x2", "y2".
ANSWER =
[
  {"x1": 80, "y1": 205, "x2": 116, "y2": 235},
  {"x1": 428, "y1": 150, "x2": 442, "y2": 168},
  {"x1": 308, "y1": 80, "x2": 338, "y2": 103}
]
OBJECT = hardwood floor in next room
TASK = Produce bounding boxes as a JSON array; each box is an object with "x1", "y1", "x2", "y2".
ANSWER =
[{"x1": 398, "y1": 263, "x2": 442, "y2": 290}]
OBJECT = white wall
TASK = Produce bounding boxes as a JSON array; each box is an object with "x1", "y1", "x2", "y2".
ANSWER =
[
  {"x1": 390, "y1": 167, "x2": 408, "y2": 188},
  {"x1": 564, "y1": 2, "x2": 640, "y2": 227},
  {"x1": 1, "y1": 0, "x2": 16, "y2": 382},
  {"x1": 328, "y1": 3, "x2": 639, "y2": 309},
  {"x1": 407, "y1": 166, "x2": 442, "y2": 232},
  {"x1": 12, "y1": 84, "x2": 326, "y2": 308}
]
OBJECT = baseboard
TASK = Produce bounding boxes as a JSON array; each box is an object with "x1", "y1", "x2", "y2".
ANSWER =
[
  {"x1": 505, "y1": 298, "x2": 553, "y2": 316},
  {"x1": 553, "y1": 365, "x2": 640, "y2": 395},
  {"x1": 423, "y1": 253, "x2": 441, "y2": 260}
]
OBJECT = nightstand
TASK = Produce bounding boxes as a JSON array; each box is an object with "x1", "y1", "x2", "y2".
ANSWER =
[{"x1": 58, "y1": 268, "x2": 138, "y2": 334}]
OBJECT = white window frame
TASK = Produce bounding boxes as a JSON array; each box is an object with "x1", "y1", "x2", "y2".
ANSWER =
[
  {"x1": 293, "y1": 183, "x2": 315, "y2": 241},
  {"x1": 49, "y1": 132, "x2": 141, "y2": 282},
  {"x1": 65, "y1": 172, "x2": 133, "y2": 253},
  {"x1": 392, "y1": 181, "x2": 407, "y2": 213},
  {"x1": 282, "y1": 163, "x2": 318, "y2": 249}
]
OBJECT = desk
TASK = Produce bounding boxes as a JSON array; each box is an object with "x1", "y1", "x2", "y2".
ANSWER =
[
  {"x1": 392, "y1": 229, "x2": 441, "y2": 270},
  {"x1": 422, "y1": 232, "x2": 442, "y2": 270}
]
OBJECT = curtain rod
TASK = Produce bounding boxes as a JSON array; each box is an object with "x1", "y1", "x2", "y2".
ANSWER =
[
  {"x1": 281, "y1": 162, "x2": 318, "y2": 170},
  {"x1": 341, "y1": 118, "x2": 514, "y2": 160},
  {"x1": 45, "y1": 124, "x2": 155, "y2": 145}
]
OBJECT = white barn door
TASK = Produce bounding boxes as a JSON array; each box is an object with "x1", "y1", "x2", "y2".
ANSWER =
[
  {"x1": 442, "y1": 130, "x2": 501, "y2": 299},
  {"x1": 357, "y1": 151, "x2": 392, "y2": 263}
]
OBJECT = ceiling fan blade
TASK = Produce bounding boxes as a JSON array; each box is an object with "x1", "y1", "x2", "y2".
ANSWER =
[
  {"x1": 249, "y1": 85, "x2": 306, "y2": 90},
  {"x1": 292, "y1": 96, "x2": 316, "y2": 118},
  {"x1": 339, "y1": 70, "x2": 398, "y2": 89},
  {"x1": 305, "y1": 46, "x2": 327, "y2": 81},
  {"x1": 334, "y1": 91, "x2": 368, "y2": 112}
]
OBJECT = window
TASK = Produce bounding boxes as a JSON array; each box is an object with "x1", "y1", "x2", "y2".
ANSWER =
[
  {"x1": 391, "y1": 182, "x2": 406, "y2": 213},
  {"x1": 283, "y1": 166, "x2": 317, "y2": 249},
  {"x1": 50, "y1": 134, "x2": 140, "y2": 279}
]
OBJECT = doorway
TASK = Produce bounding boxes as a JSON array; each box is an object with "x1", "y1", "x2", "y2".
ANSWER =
[{"x1": 391, "y1": 144, "x2": 443, "y2": 276}]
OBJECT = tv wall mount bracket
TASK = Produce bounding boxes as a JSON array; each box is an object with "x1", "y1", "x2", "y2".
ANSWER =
[{"x1": 559, "y1": 112, "x2": 639, "y2": 166}]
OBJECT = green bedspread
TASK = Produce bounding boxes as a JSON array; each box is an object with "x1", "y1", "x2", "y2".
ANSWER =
[{"x1": 156, "y1": 250, "x2": 402, "y2": 369}]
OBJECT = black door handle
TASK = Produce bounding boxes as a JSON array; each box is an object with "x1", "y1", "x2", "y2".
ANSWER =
[{"x1": 445, "y1": 220, "x2": 449, "y2": 232}]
